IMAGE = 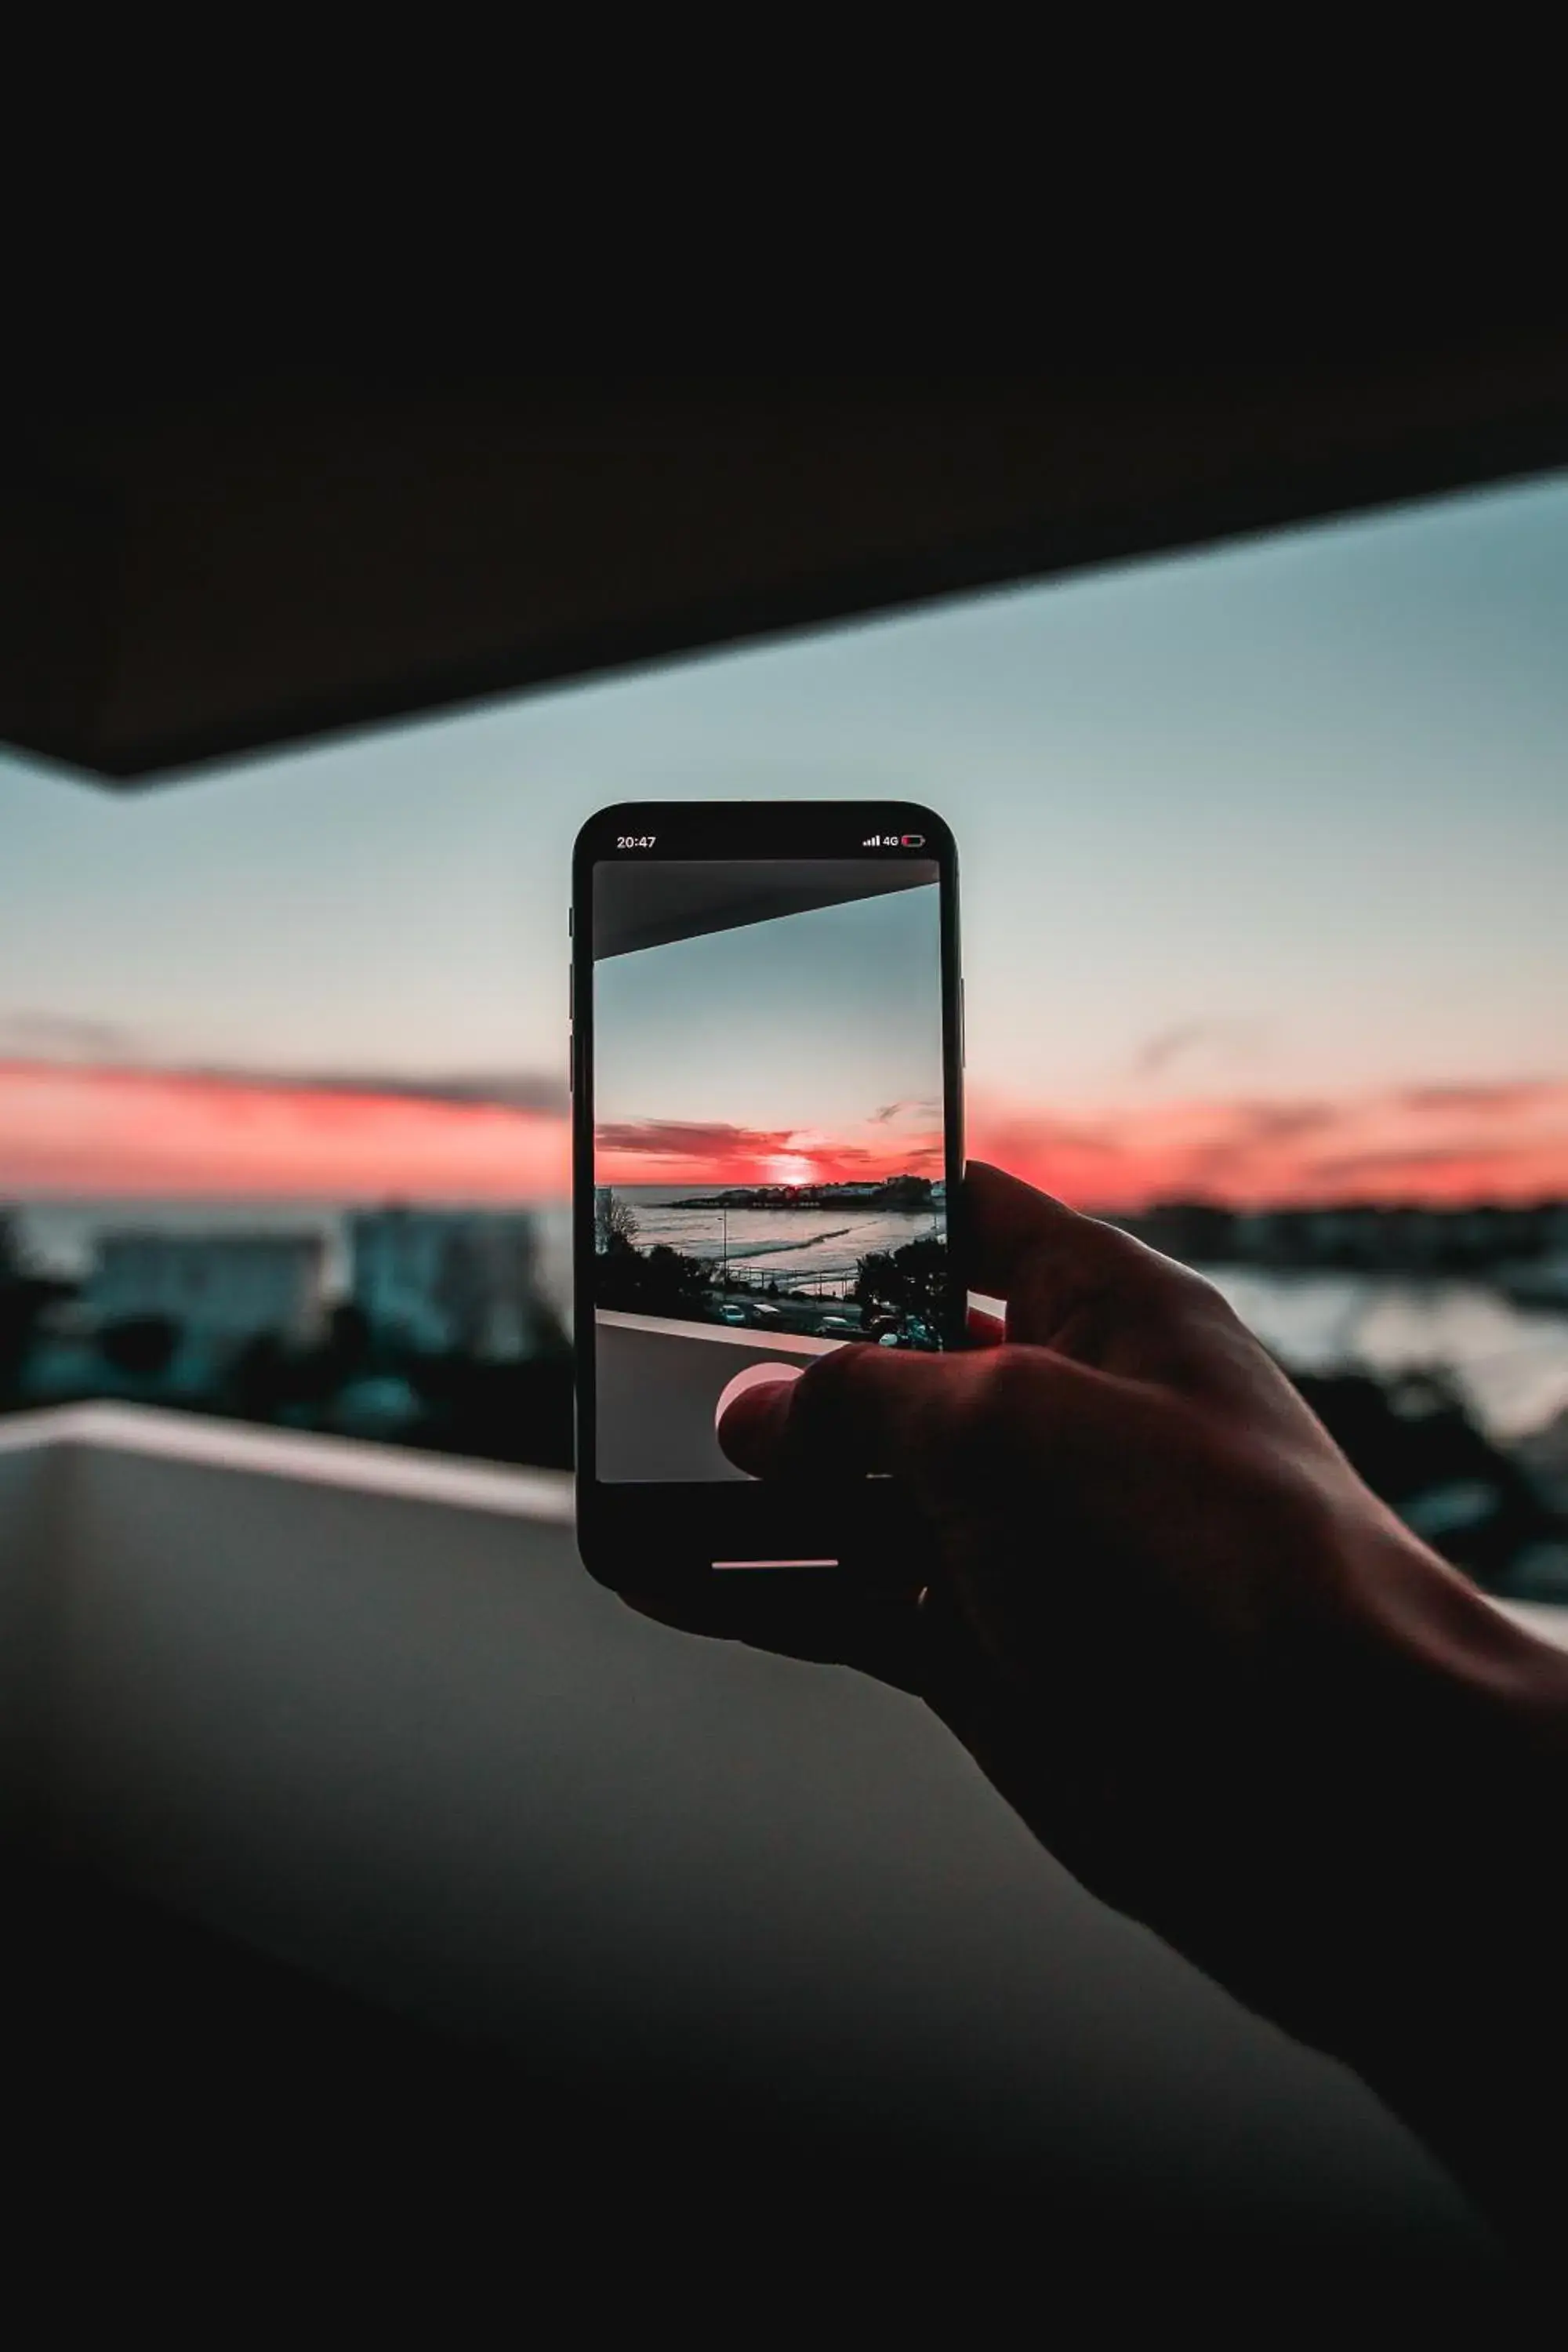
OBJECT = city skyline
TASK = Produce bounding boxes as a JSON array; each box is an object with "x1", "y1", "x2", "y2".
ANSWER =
[{"x1": 2, "y1": 470, "x2": 1566, "y2": 1210}]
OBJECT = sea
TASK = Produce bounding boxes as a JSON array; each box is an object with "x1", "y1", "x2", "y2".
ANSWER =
[
  {"x1": 13, "y1": 1194, "x2": 1568, "y2": 1449},
  {"x1": 607, "y1": 1184, "x2": 948, "y2": 1300}
]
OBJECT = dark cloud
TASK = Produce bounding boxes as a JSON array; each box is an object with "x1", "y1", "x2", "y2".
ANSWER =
[
  {"x1": 0, "y1": 1034, "x2": 568, "y2": 1115},
  {"x1": 1176, "y1": 1102, "x2": 1342, "y2": 1191},
  {"x1": 869, "y1": 1098, "x2": 941, "y2": 1125},
  {"x1": 594, "y1": 1120, "x2": 797, "y2": 1160},
  {"x1": 1308, "y1": 1144, "x2": 1535, "y2": 1183},
  {"x1": 982, "y1": 1109, "x2": 1124, "y2": 1154},
  {"x1": 1220, "y1": 1101, "x2": 1338, "y2": 1145},
  {"x1": 0, "y1": 1010, "x2": 143, "y2": 1061},
  {"x1": 245, "y1": 1069, "x2": 568, "y2": 1112},
  {"x1": 1134, "y1": 1018, "x2": 1269, "y2": 1080},
  {"x1": 1396, "y1": 1081, "x2": 1555, "y2": 1116}
]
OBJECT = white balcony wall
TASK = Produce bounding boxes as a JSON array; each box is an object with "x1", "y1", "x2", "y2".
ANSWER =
[{"x1": 3, "y1": 1403, "x2": 1558, "y2": 2268}]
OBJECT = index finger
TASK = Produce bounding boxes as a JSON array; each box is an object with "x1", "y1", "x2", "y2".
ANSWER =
[{"x1": 964, "y1": 1160, "x2": 1188, "y2": 1352}]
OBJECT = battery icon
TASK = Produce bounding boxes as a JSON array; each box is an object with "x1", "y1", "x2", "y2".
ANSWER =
[{"x1": 901, "y1": 833, "x2": 925, "y2": 848}]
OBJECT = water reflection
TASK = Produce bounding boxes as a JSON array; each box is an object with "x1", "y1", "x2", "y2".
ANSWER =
[{"x1": 1203, "y1": 1269, "x2": 1568, "y2": 1445}]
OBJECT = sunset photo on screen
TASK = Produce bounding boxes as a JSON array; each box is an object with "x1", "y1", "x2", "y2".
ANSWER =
[{"x1": 592, "y1": 862, "x2": 949, "y2": 1352}]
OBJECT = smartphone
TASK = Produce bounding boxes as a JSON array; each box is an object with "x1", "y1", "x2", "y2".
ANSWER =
[{"x1": 572, "y1": 801, "x2": 963, "y2": 1596}]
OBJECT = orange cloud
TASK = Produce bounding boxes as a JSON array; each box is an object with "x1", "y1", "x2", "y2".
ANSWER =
[
  {"x1": 3, "y1": 1062, "x2": 1566, "y2": 1210},
  {"x1": 971, "y1": 1080, "x2": 1568, "y2": 1207},
  {"x1": 593, "y1": 1119, "x2": 944, "y2": 1187},
  {"x1": 0, "y1": 1062, "x2": 568, "y2": 1200}
]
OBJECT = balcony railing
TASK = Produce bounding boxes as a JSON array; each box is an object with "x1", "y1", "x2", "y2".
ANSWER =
[{"x1": 2, "y1": 1399, "x2": 1558, "y2": 2272}]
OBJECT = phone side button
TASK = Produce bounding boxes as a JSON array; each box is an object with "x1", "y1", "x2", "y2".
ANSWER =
[{"x1": 568, "y1": 1026, "x2": 573, "y2": 1091}]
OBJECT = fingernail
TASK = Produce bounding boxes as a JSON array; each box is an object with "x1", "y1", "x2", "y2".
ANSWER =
[{"x1": 716, "y1": 1369, "x2": 800, "y2": 1474}]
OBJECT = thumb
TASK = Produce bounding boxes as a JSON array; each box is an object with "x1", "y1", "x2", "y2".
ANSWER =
[
  {"x1": 719, "y1": 1329, "x2": 1142, "y2": 1491},
  {"x1": 717, "y1": 1342, "x2": 957, "y2": 1480},
  {"x1": 717, "y1": 1372, "x2": 800, "y2": 1475}
]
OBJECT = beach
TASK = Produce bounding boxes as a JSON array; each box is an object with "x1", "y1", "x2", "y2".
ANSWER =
[{"x1": 605, "y1": 1185, "x2": 947, "y2": 1299}]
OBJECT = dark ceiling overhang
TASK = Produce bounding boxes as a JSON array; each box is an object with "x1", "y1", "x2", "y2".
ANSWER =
[
  {"x1": 592, "y1": 858, "x2": 932, "y2": 960},
  {"x1": 4, "y1": 354, "x2": 1567, "y2": 786}
]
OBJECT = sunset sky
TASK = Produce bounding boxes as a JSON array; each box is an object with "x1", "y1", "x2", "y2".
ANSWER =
[
  {"x1": 2, "y1": 469, "x2": 1565, "y2": 1209},
  {"x1": 594, "y1": 884, "x2": 944, "y2": 1188}
]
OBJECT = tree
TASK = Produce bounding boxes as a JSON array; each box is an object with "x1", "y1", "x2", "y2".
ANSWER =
[
  {"x1": 641, "y1": 1244, "x2": 715, "y2": 1310},
  {"x1": 100, "y1": 1315, "x2": 180, "y2": 1380},
  {"x1": 595, "y1": 1188, "x2": 640, "y2": 1252},
  {"x1": 321, "y1": 1302, "x2": 373, "y2": 1385},
  {"x1": 1, "y1": 1208, "x2": 56, "y2": 1403},
  {"x1": 0, "y1": 1209, "x2": 30, "y2": 1287},
  {"x1": 852, "y1": 1235, "x2": 949, "y2": 1327},
  {"x1": 228, "y1": 1331, "x2": 289, "y2": 1419},
  {"x1": 594, "y1": 1239, "x2": 714, "y2": 1314}
]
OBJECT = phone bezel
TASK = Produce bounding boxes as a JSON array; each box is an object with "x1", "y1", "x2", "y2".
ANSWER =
[{"x1": 571, "y1": 800, "x2": 964, "y2": 1599}]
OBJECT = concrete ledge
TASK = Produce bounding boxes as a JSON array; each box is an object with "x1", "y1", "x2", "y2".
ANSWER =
[
  {"x1": 0, "y1": 1401, "x2": 1555, "y2": 2280},
  {"x1": 0, "y1": 1399, "x2": 574, "y2": 1522},
  {"x1": 4, "y1": 1399, "x2": 1561, "y2": 1644},
  {"x1": 596, "y1": 1308, "x2": 839, "y2": 1353}
]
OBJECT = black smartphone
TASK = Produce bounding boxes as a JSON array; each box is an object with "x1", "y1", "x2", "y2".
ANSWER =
[{"x1": 572, "y1": 800, "x2": 963, "y2": 1597}]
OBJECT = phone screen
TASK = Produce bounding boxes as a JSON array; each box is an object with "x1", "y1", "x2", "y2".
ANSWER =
[{"x1": 576, "y1": 811, "x2": 959, "y2": 1517}]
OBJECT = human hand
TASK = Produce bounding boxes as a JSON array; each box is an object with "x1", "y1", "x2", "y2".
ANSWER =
[{"x1": 628, "y1": 1163, "x2": 1568, "y2": 2239}]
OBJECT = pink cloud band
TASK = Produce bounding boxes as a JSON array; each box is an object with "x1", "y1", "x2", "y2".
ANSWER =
[{"x1": 3, "y1": 1062, "x2": 1566, "y2": 1209}]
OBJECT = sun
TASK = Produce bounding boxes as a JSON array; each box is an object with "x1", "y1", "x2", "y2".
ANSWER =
[{"x1": 764, "y1": 1152, "x2": 818, "y2": 1185}]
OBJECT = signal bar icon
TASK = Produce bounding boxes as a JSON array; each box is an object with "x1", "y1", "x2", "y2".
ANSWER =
[{"x1": 861, "y1": 833, "x2": 927, "y2": 848}]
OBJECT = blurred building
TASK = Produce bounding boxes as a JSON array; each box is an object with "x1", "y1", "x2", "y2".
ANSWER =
[
  {"x1": 350, "y1": 1210, "x2": 547, "y2": 1359},
  {"x1": 89, "y1": 1232, "x2": 328, "y2": 1352}
]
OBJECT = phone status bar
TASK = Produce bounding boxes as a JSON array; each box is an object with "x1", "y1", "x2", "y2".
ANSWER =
[{"x1": 605, "y1": 830, "x2": 929, "y2": 852}]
